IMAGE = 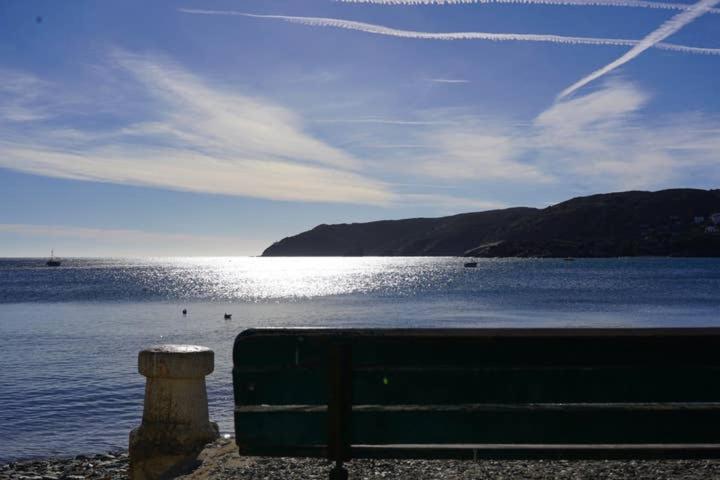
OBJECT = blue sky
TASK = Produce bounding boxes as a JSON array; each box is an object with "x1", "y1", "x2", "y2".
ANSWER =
[{"x1": 0, "y1": 0, "x2": 718, "y2": 256}]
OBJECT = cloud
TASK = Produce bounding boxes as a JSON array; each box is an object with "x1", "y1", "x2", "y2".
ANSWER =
[
  {"x1": 559, "y1": 0, "x2": 720, "y2": 97},
  {"x1": 113, "y1": 53, "x2": 363, "y2": 171},
  {"x1": 335, "y1": 0, "x2": 720, "y2": 15},
  {"x1": 536, "y1": 79, "x2": 649, "y2": 135},
  {"x1": 363, "y1": 80, "x2": 720, "y2": 191},
  {"x1": 174, "y1": 6, "x2": 720, "y2": 197},
  {"x1": 395, "y1": 194, "x2": 508, "y2": 210},
  {"x1": 0, "y1": 223, "x2": 255, "y2": 256},
  {"x1": 314, "y1": 117, "x2": 458, "y2": 125},
  {"x1": 427, "y1": 78, "x2": 470, "y2": 83},
  {"x1": 0, "y1": 143, "x2": 393, "y2": 204},
  {"x1": 0, "y1": 223, "x2": 232, "y2": 243},
  {"x1": 0, "y1": 53, "x2": 393, "y2": 205},
  {"x1": 0, "y1": 70, "x2": 53, "y2": 122},
  {"x1": 416, "y1": 129, "x2": 551, "y2": 182},
  {"x1": 364, "y1": 143, "x2": 429, "y2": 148},
  {"x1": 179, "y1": 10, "x2": 720, "y2": 56},
  {"x1": 533, "y1": 81, "x2": 720, "y2": 188}
]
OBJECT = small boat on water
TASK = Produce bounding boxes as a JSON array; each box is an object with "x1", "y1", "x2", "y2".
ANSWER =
[
  {"x1": 224, "y1": 313, "x2": 232, "y2": 320},
  {"x1": 46, "y1": 250, "x2": 61, "y2": 267},
  {"x1": 464, "y1": 261, "x2": 478, "y2": 268}
]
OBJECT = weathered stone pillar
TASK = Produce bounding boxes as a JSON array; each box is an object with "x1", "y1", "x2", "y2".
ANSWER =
[{"x1": 129, "y1": 345, "x2": 219, "y2": 480}]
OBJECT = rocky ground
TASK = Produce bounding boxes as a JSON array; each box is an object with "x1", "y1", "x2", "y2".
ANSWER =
[
  {"x1": 0, "y1": 451, "x2": 128, "y2": 480},
  {"x1": 4, "y1": 439, "x2": 720, "y2": 479}
]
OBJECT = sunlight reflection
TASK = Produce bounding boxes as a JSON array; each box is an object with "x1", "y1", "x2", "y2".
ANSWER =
[{"x1": 158, "y1": 257, "x2": 454, "y2": 300}]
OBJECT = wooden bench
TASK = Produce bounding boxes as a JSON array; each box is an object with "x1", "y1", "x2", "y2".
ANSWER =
[{"x1": 233, "y1": 328, "x2": 720, "y2": 479}]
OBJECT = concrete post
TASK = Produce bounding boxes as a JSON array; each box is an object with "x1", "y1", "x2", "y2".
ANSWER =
[{"x1": 129, "y1": 345, "x2": 219, "y2": 480}]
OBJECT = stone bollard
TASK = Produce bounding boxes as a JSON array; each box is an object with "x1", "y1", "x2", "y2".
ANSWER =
[{"x1": 129, "y1": 345, "x2": 219, "y2": 480}]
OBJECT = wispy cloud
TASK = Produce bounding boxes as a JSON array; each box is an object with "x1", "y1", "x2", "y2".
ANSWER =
[
  {"x1": 532, "y1": 81, "x2": 720, "y2": 188},
  {"x1": 416, "y1": 129, "x2": 551, "y2": 182},
  {"x1": 0, "y1": 223, "x2": 233, "y2": 243},
  {"x1": 534, "y1": 85, "x2": 720, "y2": 188},
  {"x1": 371, "y1": 80, "x2": 720, "y2": 191},
  {"x1": 314, "y1": 117, "x2": 458, "y2": 125},
  {"x1": 559, "y1": 0, "x2": 720, "y2": 97},
  {"x1": 0, "y1": 53, "x2": 393, "y2": 205},
  {"x1": 0, "y1": 224, "x2": 255, "y2": 256},
  {"x1": 335, "y1": 0, "x2": 720, "y2": 15},
  {"x1": 427, "y1": 78, "x2": 470, "y2": 83},
  {"x1": 395, "y1": 194, "x2": 508, "y2": 211},
  {"x1": 0, "y1": 55, "x2": 519, "y2": 212},
  {"x1": 179, "y1": 10, "x2": 720, "y2": 57},
  {"x1": 364, "y1": 143, "x2": 430, "y2": 148},
  {"x1": 0, "y1": 70, "x2": 53, "y2": 122}
]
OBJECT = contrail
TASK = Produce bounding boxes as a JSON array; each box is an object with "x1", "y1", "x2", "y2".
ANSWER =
[
  {"x1": 559, "y1": 0, "x2": 720, "y2": 97},
  {"x1": 336, "y1": 0, "x2": 720, "y2": 15},
  {"x1": 179, "y1": 9, "x2": 720, "y2": 56}
]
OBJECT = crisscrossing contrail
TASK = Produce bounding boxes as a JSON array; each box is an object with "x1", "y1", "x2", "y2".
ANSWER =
[
  {"x1": 559, "y1": 0, "x2": 720, "y2": 97},
  {"x1": 336, "y1": 0, "x2": 720, "y2": 15},
  {"x1": 178, "y1": 9, "x2": 720, "y2": 57}
]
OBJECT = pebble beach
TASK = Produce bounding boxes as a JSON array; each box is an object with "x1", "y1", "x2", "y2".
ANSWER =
[{"x1": 4, "y1": 438, "x2": 720, "y2": 480}]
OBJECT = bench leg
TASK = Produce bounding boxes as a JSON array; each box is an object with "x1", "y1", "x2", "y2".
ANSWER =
[{"x1": 329, "y1": 461, "x2": 348, "y2": 480}]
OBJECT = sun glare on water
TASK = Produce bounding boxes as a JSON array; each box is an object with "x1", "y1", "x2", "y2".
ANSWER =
[{"x1": 151, "y1": 257, "x2": 453, "y2": 301}]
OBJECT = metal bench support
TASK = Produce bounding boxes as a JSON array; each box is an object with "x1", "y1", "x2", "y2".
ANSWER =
[{"x1": 328, "y1": 342, "x2": 352, "y2": 480}]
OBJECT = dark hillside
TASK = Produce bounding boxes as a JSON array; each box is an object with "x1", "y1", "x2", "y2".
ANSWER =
[{"x1": 262, "y1": 189, "x2": 720, "y2": 257}]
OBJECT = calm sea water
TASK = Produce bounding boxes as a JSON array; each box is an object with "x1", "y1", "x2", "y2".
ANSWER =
[{"x1": 1, "y1": 256, "x2": 719, "y2": 461}]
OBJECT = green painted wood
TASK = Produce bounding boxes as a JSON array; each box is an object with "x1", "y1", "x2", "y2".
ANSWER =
[
  {"x1": 234, "y1": 367, "x2": 720, "y2": 405},
  {"x1": 235, "y1": 404, "x2": 720, "y2": 447},
  {"x1": 232, "y1": 328, "x2": 720, "y2": 459},
  {"x1": 233, "y1": 329, "x2": 720, "y2": 370}
]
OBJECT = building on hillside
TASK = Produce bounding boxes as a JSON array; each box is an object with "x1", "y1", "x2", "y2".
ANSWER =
[{"x1": 694, "y1": 216, "x2": 705, "y2": 224}]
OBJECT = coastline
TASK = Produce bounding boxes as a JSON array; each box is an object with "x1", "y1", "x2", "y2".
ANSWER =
[
  {"x1": 4, "y1": 439, "x2": 720, "y2": 480},
  {"x1": 261, "y1": 189, "x2": 720, "y2": 258}
]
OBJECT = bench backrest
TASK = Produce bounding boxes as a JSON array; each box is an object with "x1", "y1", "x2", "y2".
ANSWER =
[{"x1": 233, "y1": 328, "x2": 720, "y2": 460}]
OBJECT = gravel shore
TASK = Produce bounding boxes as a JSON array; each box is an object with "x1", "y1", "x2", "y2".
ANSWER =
[
  {"x1": 0, "y1": 451, "x2": 128, "y2": 480},
  {"x1": 4, "y1": 439, "x2": 720, "y2": 479}
]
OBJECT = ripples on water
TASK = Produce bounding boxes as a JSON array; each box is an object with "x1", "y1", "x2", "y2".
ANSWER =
[
  {"x1": 1, "y1": 257, "x2": 719, "y2": 461},
  {"x1": 1, "y1": 257, "x2": 485, "y2": 301}
]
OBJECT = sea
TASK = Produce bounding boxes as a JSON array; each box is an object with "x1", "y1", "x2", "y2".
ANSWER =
[{"x1": 1, "y1": 256, "x2": 719, "y2": 462}]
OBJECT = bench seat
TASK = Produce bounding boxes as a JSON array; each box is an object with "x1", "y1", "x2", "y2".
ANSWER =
[{"x1": 233, "y1": 328, "x2": 720, "y2": 475}]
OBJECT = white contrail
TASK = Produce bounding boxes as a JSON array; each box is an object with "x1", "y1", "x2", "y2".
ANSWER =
[
  {"x1": 559, "y1": 0, "x2": 720, "y2": 97},
  {"x1": 336, "y1": 0, "x2": 720, "y2": 15},
  {"x1": 179, "y1": 9, "x2": 720, "y2": 56},
  {"x1": 428, "y1": 78, "x2": 470, "y2": 83}
]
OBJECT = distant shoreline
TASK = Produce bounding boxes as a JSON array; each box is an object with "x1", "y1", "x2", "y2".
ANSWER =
[
  {"x1": 258, "y1": 254, "x2": 720, "y2": 258},
  {"x1": 258, "y1": 253, "x2": 720, "y2": 260},
  {"x1": 262, "y1": 188, "x2": 720, "y2": 258},
  {"x1": 4, "y1": 255, "x2": 720, "y2": 259}
]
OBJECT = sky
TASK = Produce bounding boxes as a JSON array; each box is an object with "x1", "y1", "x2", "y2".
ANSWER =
[{"x1": 0, "y1": 0, "x2": 718, "y2": 256}]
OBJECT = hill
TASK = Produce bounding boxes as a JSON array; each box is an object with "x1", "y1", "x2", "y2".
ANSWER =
[{"x1": 261, "y1": 189, "x2": 720, "y2": 257}]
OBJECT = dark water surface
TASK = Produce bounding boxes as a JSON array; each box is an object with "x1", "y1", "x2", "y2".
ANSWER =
[{"x1": 1, "y1": 257, "x2": 719, "y2": 461}]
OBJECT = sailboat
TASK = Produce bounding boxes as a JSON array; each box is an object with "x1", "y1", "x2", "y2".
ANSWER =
[{"x1": 46, "y1": 250, "x2": 61, "y2": 267}]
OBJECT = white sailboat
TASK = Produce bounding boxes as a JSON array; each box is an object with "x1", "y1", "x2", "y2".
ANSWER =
[{"x1": 46, "y1": 250, "x2": 61, "y2": 267}]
